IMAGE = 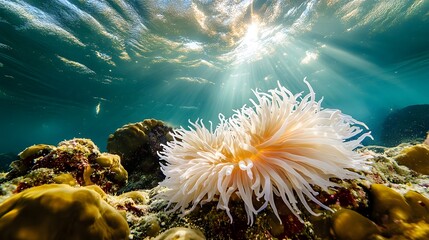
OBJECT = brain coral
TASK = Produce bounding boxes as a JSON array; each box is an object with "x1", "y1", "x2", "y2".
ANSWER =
[
  {"x1": 158, "y1": 80, "x2": 372, "y2": 224},
  {"x1": 0, "y1": 184, "x2": 130, "y2": 240}
]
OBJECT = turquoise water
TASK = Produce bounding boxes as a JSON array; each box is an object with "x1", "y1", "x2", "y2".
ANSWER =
[{"x1": 0, "y1": 0, "x2": 428, "y2": 154}]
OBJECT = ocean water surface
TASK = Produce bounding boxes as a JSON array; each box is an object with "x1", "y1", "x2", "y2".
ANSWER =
[{"x1": 0, "y1": 0, "x2": 428, "y2": 156}]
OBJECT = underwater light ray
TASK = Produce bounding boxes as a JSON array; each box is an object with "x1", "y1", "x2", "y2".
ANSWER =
[
  {"x1": 316, "y1": 44, "x2": 393, "y2": 83},
  {"x1": 141, "y1": 72, "x2": 220, "y2": 127},
  {"x1": 0, "y1": 0, "x2": 427, "y2": 160}
]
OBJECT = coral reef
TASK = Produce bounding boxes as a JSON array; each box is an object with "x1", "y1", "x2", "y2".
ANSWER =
[
  {"x1": 2, "y1": 119, "x2": 429, "y2": 239},
  {"x1": 1, "y1": 138, "x2": 127, "y2": 193},
  {"x1": 107, "y1": 119, "x2": 172, "y2": 191},
  {"x1": 0, "y1": 184, "x2": 130, "y2": 240}
]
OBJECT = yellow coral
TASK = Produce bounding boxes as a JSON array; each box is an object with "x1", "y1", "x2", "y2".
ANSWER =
[
  {"x1": 119, "y1": 191, "x2": 149, "y2": 204},
  {"x1": 404, "y1": 190, "x2": 429, "y2": 221},
  {"x1": 371, "y1": 184, "x2": 412, "y2": 223},
  {"x1": 331, "y1": 208, "x2": 380, "y2": 240},
  {"x1": 154, "y1": 227, "x2": 205, "y2": 240},
  {"x1": 52, "y1": 173, "x2": 78, "y2": 186},
  {"x1": 395, "y1": 221, "x2": 429, "y2": 239},
  {"x1": 330, "y1": 184, "x2": 429, "y2": 240},
  {"x1": 0, "y1": 184, "x2": 130, "y2": 240},
  {"x1": 395, "y1": 144, "x2": 429, "y2": 175},
  {"x1": 18, "y1": 144, "x2": 55, "y2": 159},
  {"x1": 95, "y1": 153, "x2": 128, "y2": 183}
]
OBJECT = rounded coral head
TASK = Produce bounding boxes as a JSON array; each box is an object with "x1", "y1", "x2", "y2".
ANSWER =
[
  {"x1": 0, "y1": 184, "x2": 130, "y2": 240},
  {"x1": 158, "y1": 80, "x2": 372, "y2": 225}
]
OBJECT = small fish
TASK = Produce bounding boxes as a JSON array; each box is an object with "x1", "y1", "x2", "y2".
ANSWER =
[{"x1": 95, "y1": 102, "x2": 101, "y2": 115}]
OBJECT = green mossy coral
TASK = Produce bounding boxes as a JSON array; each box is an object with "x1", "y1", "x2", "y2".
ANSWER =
[
  {"x1": 0, "y1": 184, "x2": 130, "y2": 240},
  {"x1": 395, "y1": 144, "x2": 429, "y2": 175}
]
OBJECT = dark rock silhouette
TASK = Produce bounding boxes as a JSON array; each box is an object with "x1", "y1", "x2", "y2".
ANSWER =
[{"x1": 381, "y1": 104, "x2": 429, "y2": 146}]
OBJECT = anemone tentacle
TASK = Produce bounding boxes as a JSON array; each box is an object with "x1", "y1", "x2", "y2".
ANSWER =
[{"x1": 157, "y1": 80, "x2": 372, "y2": 225}]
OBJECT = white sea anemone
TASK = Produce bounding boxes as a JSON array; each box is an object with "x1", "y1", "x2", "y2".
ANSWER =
[{"x1": 158, "y1": 80, "x2": 372, "y2": 225}]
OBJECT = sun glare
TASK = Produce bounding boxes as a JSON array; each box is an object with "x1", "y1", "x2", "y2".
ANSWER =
[
  {"x1": 244, "y1": 22, "x2": 259, "y2": 43},
  {"x1": 227, "y1": 18, "x2": 265, "y2": 64},
  {"x1": 240, "y1": 21, "x2": 261, "y2": 53}
]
